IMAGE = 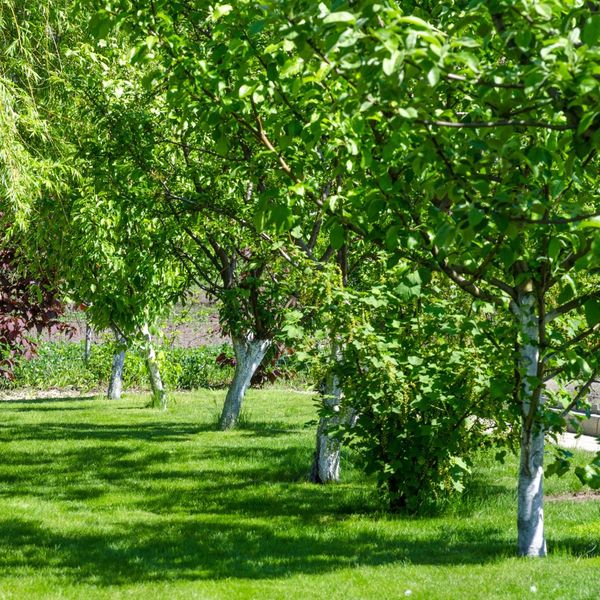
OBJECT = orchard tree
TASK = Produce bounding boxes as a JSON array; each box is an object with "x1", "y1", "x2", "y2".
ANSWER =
[
  {"x1": 26, "y1": 36, "x2": 188, "y2": 407},
  {"x1": 271, "y1": 0, "x2": 600, "y2": 556}
]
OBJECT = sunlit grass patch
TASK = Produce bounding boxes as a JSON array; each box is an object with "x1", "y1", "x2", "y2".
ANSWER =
[{"x1": 0, "y1": 389, "x2": 598, "y2": 599}]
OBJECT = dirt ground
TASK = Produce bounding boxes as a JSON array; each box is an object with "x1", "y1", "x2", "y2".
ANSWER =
[{"x1": 44, "y1": 295, "x2": 226, "y2": 348}]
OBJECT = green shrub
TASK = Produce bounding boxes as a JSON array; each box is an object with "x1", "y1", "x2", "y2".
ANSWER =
[
  {"x1": 2, "y1": 341, "x2": 235, "y2": 392},
  {"x1": 169, "y1": 345, "x2": 234, "y2": 389}
]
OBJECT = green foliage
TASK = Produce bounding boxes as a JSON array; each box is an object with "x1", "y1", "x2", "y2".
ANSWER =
[
  {"x1": 307, "y1": 264, "x2": 516, "y2": 512},
  {"x1": 0, "y1": 1, "x2": 71, "y2": 228},
  {"x1": 575, "y1": 451, "x2": 600, "y2": 490},
  {"x1": 1, "y1": 341, "x2": 234, "y2": 392}
]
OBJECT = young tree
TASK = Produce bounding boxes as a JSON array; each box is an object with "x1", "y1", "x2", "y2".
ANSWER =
[
  {"x1": 0, "y1": 232, "x2": 71, "y2": 379},
  {"x1": 270, "y1": 0, "x2": 600, "y2": 555}
]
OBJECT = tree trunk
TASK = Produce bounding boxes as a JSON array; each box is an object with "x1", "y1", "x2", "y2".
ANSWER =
[
  {"x1": 219, "y1": 335, "x2": 271, "y2": 430},
  {"x1": 310, "y1": 367, "x2": 343, "y2": 483},
  {"x1": 512, "y1": 290, "x2": 546, "y2": 557},
  {"x1": 141, "y1": 323, "x2": 167, "y2": 410},
  {"x1": 310, "y1": 341, "x2": 355, "y2": 484},
  {"x1": 84, "y1": 321, "x2": 93, "y2": 364},
  {"x1": 107, "y1": 327, "x2": 126, "y2": 400}
]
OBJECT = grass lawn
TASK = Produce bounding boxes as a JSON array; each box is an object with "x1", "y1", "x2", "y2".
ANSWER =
[{"x1": 0, "y1": 389, "x2": 599, "y2": 599}]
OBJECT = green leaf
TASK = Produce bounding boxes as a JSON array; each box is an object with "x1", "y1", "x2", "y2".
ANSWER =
[
  {"x1": 396, "y1": 16, "x2": 434, "y2": 29},
  {"x1": 579, "y1": 217, "x2": 600, "y2": 229},
  {"x1": 330, "y1": 223, "x2": 345, "y2": 250},
  {"x1": 433, "y1": 223, "x2": 455, "y2": 250},
  {"x1": 383, "y1": 51, "x2": 400, "y2": 76},
  {"x1": 427, "y1": 67, "x2": 440, "y2": 87},
  {"x1": 238, "y1": 84, "x2": 255, "y2": 98},
  {"x1": 212, "y1": 4, "x2": 233, "y2": 21},
  {"x1": 582, "y1": 14, "x2": 600, "y2": 46},
  {"x1": 548, "y1": 238, "x2": 561, "y2": 262},
  {"x1": 584, "y1": 299, "x2": 600, "y2": 328},
  {"x1": 534, "y1": 3, "x2": 552, "y2": 19},
  {"x1": 575, "y1": 462, "x2": 600, "y2": 489},
  {"x1": 397, "y1": 107, "x2": 418, "y2": 119},
  {"x1": 88, "y1": 10, "x2": 112, "y2": 40},
  {"x1": 323, "y1": 11, "x2": 356, "y2": 25}
]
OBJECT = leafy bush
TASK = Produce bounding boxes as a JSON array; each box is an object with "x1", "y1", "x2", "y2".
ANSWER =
[
  {"x1": 298, "y1": 265, "x2": 516, "y2": 513},
  {"x1": 167, "y1": 345, "x2": 234, "y2": 389},
  {"x1": 1, "y1": 341, "x2": 235, "y2": 392},
  {"x1": 335, "y1": 276, "x2": 515, "y2": 513}
]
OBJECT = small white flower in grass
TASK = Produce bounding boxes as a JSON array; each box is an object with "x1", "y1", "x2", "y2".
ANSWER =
[
  {"x1": 530, "y1": 585, "x2": 537, "y2": 593},
  {"x1": 404, "y1": 591, "x2": 412, "y2": 597}
]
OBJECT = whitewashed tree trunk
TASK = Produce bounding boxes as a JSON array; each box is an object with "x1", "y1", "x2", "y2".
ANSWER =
[
  {"x1": 310, "y1": 341, "x2": 355, "y2": 484},
  {"x1": 107, "y1": 327, "x2": 126, "y2": 400},
  {"x1": 511, "y1": 290, "x2": 546, "y2": 557},
  {"x1": 141, "y1": 323, "x2": 167, "y2": 410},
  {"x1": 84, "y1": 322, "x2": 93, "y2": 364},
  {"x1": 219, "y1": 335, "x2": 271, "y2": 430},
  {"x1": 310, "y1": 367, "x2": 343, "y2": 483}
]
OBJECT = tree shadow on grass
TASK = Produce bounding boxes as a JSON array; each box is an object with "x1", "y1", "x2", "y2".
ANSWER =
[
  {"x1": 0, "y1": 516, "x2": 514, "y2": 587},
  {"x1": 0, "y1": 402, "x2": 596, "y2": 587}
]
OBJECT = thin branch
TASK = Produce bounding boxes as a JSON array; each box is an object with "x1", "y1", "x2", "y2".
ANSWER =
[
  {"x1": 508, "y1": 211, "x2": 600, "y2": 225},
  {"x1": 545, "y1": 293, "x2": 597, "y2": 323},
  {"x1": 559, "y1": 369, "x2": 599, "y2": 418},
  {"x1": 417, "y1": 119, "x2": 574, "y2": 131},
  {"x1": 445, "y1": 72, "x2": 525, "y2": 89},
  {"x1": 544, "y1": 324, "x2": 600, "y2": 363}
]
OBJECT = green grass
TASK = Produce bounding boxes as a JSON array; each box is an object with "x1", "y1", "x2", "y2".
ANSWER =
[{"x1": 0, "y1": 389, "x2": 598, "y2": 599}]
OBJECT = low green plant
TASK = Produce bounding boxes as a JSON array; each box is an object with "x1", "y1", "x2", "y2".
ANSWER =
[
  {"x1": 298, "y1": 265, "x2": 517, "y2": 513},
  {"x1": 2, "y1": 340, "x2": 236, "y2": 391}
]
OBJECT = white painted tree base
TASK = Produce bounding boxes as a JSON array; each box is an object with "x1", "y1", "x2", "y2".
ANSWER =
[{"x1": 219, "y1": 335, "x2": 271, "y2": 430}]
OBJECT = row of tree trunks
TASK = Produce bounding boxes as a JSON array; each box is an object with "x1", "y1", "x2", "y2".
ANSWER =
[
  {"x1": 98, "y1": 295, "x2": 548, "y2": 558},
  {"x1": 105, "y1": 323, "x2": 166, "y2": 409},
  {"x1": 104, "y1": 325, "x2": 349, "y2": 483}
]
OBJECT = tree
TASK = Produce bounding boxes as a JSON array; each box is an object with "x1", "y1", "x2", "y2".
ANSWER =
[
  {"x1": 269, "y1": 0, "x2": 600, "y2": 555},
  {"x1": 26, "y1": 36, "x2": 188, "y2": 407},
  {"x1": 0, "y1": 228, "x2": 71, "y2": 379}
]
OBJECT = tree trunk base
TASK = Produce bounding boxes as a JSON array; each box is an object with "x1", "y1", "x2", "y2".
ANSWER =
[{"x1": 219, "y1": 336, "x2": 270, "y2": 430}]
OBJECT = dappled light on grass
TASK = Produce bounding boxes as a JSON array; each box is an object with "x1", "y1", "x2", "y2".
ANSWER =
[{"x1": 0, "y1": 390, "x2": 598, "y2": 598}]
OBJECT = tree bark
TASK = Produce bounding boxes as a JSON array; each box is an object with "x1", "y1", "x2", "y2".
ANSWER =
[
  {"x1": 84, "y1": 321, "x2": 93, "y2": 364},
  {"x1": 107, "y1": 327, "x2": 126, "y2": 400},
  {"x1": 310, "y1": 341, "x2": 356, "y2": 484},
  {"x1": 219, "y1": 334, "x2": 271, "y2": 430},
  {"x1": 512, "y1": 290, "x2": 547, "y2": 557},
  {"x1": 141, "y1": 323, "x2": 167, "y2": 410},
  {"x1": 310, "y1": 367, "x2": 343, "y2": 483}
]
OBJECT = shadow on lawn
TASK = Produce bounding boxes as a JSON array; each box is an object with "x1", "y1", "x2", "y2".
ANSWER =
[
  {"x1": 0, "y1": 514, "x2": 515, "y2": 586},
  {"x1": 0, "y1": 398, "x2": 595, "y2": 586}
]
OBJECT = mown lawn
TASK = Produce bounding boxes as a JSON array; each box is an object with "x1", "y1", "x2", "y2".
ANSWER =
[{"x1": 0, "y1": 389, "x2": 598, "y2": 599}]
